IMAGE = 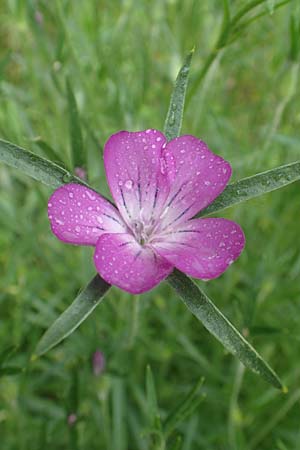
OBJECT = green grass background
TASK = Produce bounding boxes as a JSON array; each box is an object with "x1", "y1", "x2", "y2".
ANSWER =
[{"x1": 1, "y1": 0, "x2": 300, "y2": 449}]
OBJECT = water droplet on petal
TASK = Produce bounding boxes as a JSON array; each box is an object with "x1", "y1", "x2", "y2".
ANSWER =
[
  {"x1": 86, "y1": 191, "x2": 96, "y2": 200},
  {"x1": 125, "y1": 179, "x2": 133, "y2": 189},
  {"x1": 75, "y1": 226, "x2": 81, "y2": 232},
  {"x1": 160, "y1": 157, "x2": 167, "y2": 174},
  {"x1": 118, "y1": 180, "x2": 123, "y2": 187}
]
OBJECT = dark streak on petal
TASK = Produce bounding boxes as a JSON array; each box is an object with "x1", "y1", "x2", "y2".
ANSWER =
[
  {"x1": 174, "y1": 229, "x2": 203, "y2": 234},
  {"x1": 102, "y1": 213, "x2": 123, "y2": 225},
  {"x1": 163, "y1": 203, "x2": 194, "y2": 229},
  {"x1": 153, "y1": 187, "x2": 159, "y2": 211},
  {"x1": 119, "y1": 241, "x2": 133, "y2": 247},
  {"x1": 166, "y1": 184, "x2": 184, "y2": 207},
  {"x1": 134, "y1": 249, "x2": 142, "y2": 261},
  {"x1": 120, "y1": 187, "x2": 132, "y2": 219},
  {"x1": 137, "y1": 169, "x2": 142, "y2": 209},
  {"x1": 156, "y1": 240, "x2": 197, "y2": 249}
]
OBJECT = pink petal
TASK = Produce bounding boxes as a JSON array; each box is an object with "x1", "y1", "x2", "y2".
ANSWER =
[
  {"x1": 153, "y1": 218, "x2": 245, "y2": 280},
  {"x1": 159, "y1": 136, "x2": 232, "y2": 229},
  {"x1": 94, "y1": 233, "x2": 173, "y2": 294},
  {"x1": 104, "y1": 130, "x2": 170, "y2": 227},
  {"x1": 48, "y1": 183, "x2": 126, "y2": 246}
]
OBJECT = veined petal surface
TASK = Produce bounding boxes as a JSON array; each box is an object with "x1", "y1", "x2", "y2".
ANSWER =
[{"x1": 48, "y1": 184, "x2": 126, "y2": 245}]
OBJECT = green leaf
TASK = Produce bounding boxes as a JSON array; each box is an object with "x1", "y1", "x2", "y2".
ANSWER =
[
  {"x1": 66, "y1": 78, "x2": 85, "y2": 170},
  {"x1": 34, "y1": 274, "x2": 110, "y2": 356},
  {"x1": 218, "y1": 0, "x2": 231, "y2": 47},
  {"x1": 0, "y1": 345, "x2": 16, "y2": 366},
  {"x1": 290, "y1": 13, "x2": 300, "y2": 61},
  {"x1": 0, "y1": 366, "x2": 23, "y2": 376},
  {"x1": 230, "y1": 0, "x2": 291, "y2": 41},
  {"x1": 163, "y1": 48, "x2": 194, "y2": 141},
  {"x1": 167, "y1": 270, "x2": 283, "y2": 390},
  {"x1": 146, "y1": 365, "x2": 161, "y2": 429},
  {"x1": 197, "y1": 160, "x2": 300, "y2": 217},
  {"x1": 172, "y1": 436, "x2": 183, "y2": 450},
  {"x1": 0, "y1": 138, "x2": 84, "y2": 189},
  {"x1": 164, "y1": 377, "x2": 205, "y2": 437}
]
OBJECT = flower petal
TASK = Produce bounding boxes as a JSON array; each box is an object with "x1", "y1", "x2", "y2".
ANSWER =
[
  {"x1": 153, "y1": 218, "x2": 245, "y2": 280},
  {"x1": 48, "y1": 183, "x2": 126, "y2": 245},
  {"x1": 104, "y1": 129, "x2": 170, "y2": 227},
  {"x1": 94, "y1": 233, "x2": 173, "y2": 294},
  {"x1": 159, "y1": 136, "x2": 232, "y2": 229}
]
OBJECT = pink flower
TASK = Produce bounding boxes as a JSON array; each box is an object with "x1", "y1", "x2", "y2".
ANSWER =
[
  {"x1": 48, "y1": 129, "x2": 245, "y2": 294},
  {"x1": 67, "y1": 413, "x2": 77, "y2": 426},
  {"x1": 74, "y1": 167, "x2": 87, "y2": 181},
  {"x1": 92, "y1": 350, "x2": 105, "y2": 376}
]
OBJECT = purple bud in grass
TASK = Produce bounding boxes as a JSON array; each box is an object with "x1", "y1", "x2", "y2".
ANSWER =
[
  {"x1": 34, "y1": 11, "x2": 43, "y2": 25},
  {"x1": 75, "y1": 167, "x2": 87, "y2": 181},
  {"x1": 92, "y1": 350, "x2": 105, "y2": 376},
  {"x1": 67, "y1": 413, "x2": 77, "y2": 426}
]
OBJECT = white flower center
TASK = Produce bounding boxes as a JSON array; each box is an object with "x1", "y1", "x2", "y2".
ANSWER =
[{"x1": 130, "y1": 219, "x2": 157, "y2": 245}]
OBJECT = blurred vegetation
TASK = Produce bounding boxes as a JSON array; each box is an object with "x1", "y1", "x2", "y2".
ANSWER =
[{"x1": 1, "y1": 0, "x2": 300, "y2": 449}]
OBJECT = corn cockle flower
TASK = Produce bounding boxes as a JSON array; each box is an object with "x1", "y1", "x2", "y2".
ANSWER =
[{"x1": 48, "y1": 130, "x2": 245, "y2": 294}]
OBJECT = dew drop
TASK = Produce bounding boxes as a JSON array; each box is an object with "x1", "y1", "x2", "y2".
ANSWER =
[
  {"x1": 68, "y1": 192, "x2": 74, "y2": 199},
  {"x1": 125, "y1": 179, "x2": 133, "y2": 189},
  {"x1": 118, "y1": 180, "x2": 123, "y2": 187},
  {"x1": 63, "y1": 173, "x2": 73, "y2": 183},
  {"x1": 86, "y1": 191, "x2": 96, "y2": 200},
  {"x1": 75, "y1": 226, "x2": 81, "y2": 233},
  {"x1": 160, "y1": 157, "x2": 167, "y2": 174}
]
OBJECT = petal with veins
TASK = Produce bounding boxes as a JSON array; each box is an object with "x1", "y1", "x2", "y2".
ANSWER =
[
  {"x1": 94, "y1": 233, "x2": 173, "y2": 294},
  {"x1": 48, "y1": 183, "x2": 126, "y2": 246},
  {"x1": 104, "y1": 129, "x2": 170, "y2": 227},
  {"x1": 159, "y1": 136, "x2": 232, "y2": 230},
  {"x1": 153, "y1": 218, "x2": 245, "y2": 280}
]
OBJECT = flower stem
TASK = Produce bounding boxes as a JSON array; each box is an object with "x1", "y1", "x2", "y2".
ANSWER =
[{"x1": 127, "y1": 294, "x2": 140, "y2": 348}]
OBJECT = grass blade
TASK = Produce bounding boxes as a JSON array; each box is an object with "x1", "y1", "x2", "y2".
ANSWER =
[
  {"x1": 146, "y1": 365, "x2": 161, "y2": 429},
  {"x1": 167, "y1": 270, "x2": 283, "y2": 390},
  {"x1": 0, "y1": 138, "x2": 84, "y2": 188},
  {"x1": 33, "y1": 137, "x2": 66, "y2": 167},
  {"x1": 163, "y1": 48, "x2": 194, "y2": 141},
  {"x1": 34, "y1": 274, "x2": 110, "y2": 356},
  {"x1": 197, "y1": 160, "x2": 300, "y2": 217},
  {"x1": 164, "y1": 377, "x2": 205, "y2": 437},
  {"x1": 0, "y1": 346, "x2": 16, "y2": 366},
  {"x1": 0, "y1": 366, "x2": 23, "y2": 376},
  {"x1": 66, "y1": 78, "x2": 86, "y2": 170}
]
